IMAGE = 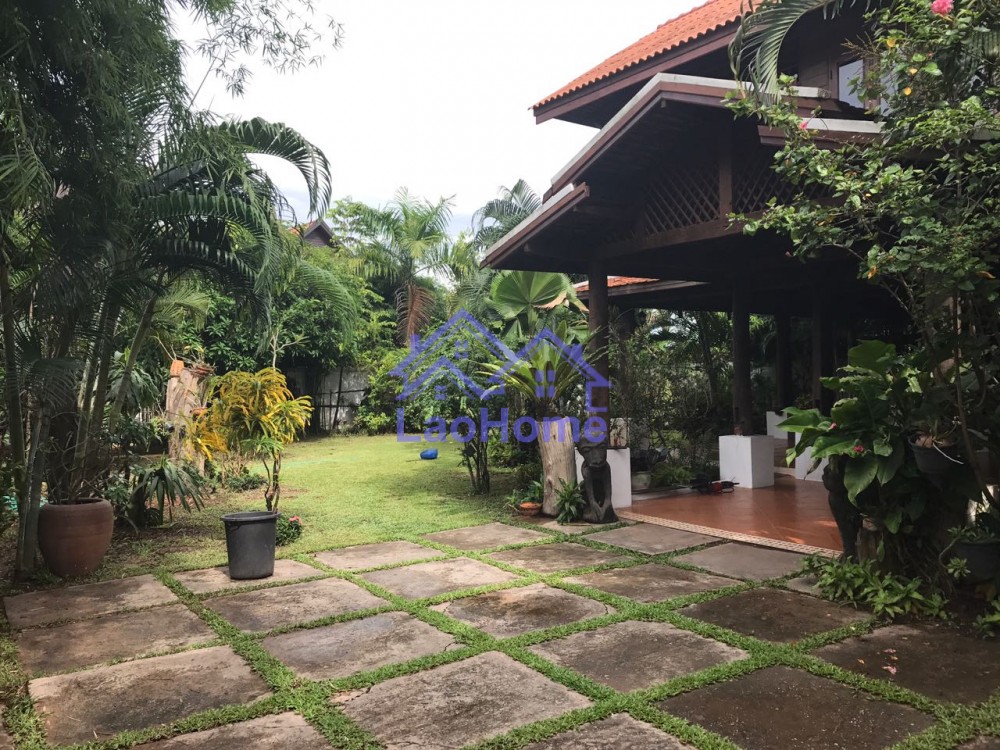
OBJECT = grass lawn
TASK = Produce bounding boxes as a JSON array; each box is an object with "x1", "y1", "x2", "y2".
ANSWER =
[{"x1": 1, "y1": 434, "x2": 515, "y2": 585}]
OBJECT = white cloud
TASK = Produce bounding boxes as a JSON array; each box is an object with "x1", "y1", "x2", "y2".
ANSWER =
[{"x1": 181, "y1": 0, "x2": 702, "y2": 232}]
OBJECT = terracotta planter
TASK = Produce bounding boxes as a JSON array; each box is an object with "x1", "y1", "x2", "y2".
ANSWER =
[
  {"x1": 518, "y1": 502, "x2": 542, "y2": 517},
  {"x1": 38, "y1": 499, "x2": 114, "y2": 578}
]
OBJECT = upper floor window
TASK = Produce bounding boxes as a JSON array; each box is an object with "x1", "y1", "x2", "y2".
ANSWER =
[{"x1": 837, "y1": 58, "x2": 865, "y2": 108}]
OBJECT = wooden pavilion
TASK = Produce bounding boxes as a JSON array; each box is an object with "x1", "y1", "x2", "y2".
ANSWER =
[{"x1": 481, "y1": 0, "x2": 900, "y2": 550}]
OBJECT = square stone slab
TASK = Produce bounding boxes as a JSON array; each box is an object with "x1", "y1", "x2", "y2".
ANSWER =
[
  {"x1": 173, "y1": 559, "x2": 320, "y2": 595},
  {"x1": 16, "y1": 603, "x2": 215, "y2": 676},
  {"x1": 361, "y1": 558, "x2": 519, "y2": 599},
  {"x1": 423, "y1": 522, "x2": 549, "y2": 550},
  {"x1": 524, "y1": 714, "x2": 691, "y2": 749},
  {"x1": 338, "y1": 651, "x2": 590, "y2": 748},
  {"x1": 587, "y1": 524, "x2": 721, "y2": 554},
  {"x1": 205, "y1": 578, "x2": 385, "y2": 632},
  {"x1": 680, "y1": 588, "x2": 869, "y2": 643},
  {"x1": 674, "y1": 543, "x2": 805, "y2": 580},
  {"x1": 432, "y1": 583, "x2": 613, "y2": 637},
  {"x1": 135, "y1": 713, "x2": 329, "y2": 749},
  {"x1": 785, "y1": 574, "x2": 823, "y2": 596},
  {"x1": 29, "y1": 645, "x2": 269, "y2": 746},
  {"x1": 959, "y1": 739, "x2": 1000, "y2": 750},
  {"x1": 565, "y1": 563, "x2": 736, "y2": 603},
  {"x1": 519, "y1": 517, "x2": 619, "y2": 535},
  {"x1": 529, "y1": 620, "x2": 747, "y2": 692},
  {"x1": 314, "y1": 540, "x2": 438, "y2": 570},
  {"x1": 659, "y1": 666, "x2": 934, "y2": 749},
  {"x1": 262, "y1": 611, "x2": 455, "y2": 680},
  {"x1": 488, "y1": 542, "x2": 627, "y2": 574},
  {"x1": 3, "y1": 574, "x2": 177, "y2": 629},
  {"x1": 812, "y1": 623, "x2": 1000, "y2": 704}
]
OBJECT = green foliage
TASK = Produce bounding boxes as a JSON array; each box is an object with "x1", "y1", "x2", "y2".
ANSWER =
[
  {"x1": 554, "y1": 480, "x2": 585, "y2": 524},
  {"x1": 507, "y1": 479, "x2": 544, "y2": 510},
  {"x1": 802, "y1": 555, "x2": 949, "y2": 620},
  {"x1": 975, "y1": 598, "x2": 1000, "y2": 637},
  {"x1": 275, "y1": 514, "x2": 303, "y2": 546},
  {"x1": 131, "y1": 458, "x2": 208, "y2": 529},
  {"x1": 650, "y1": 462, "x2": 694, "y2": 489},
  {"x1": 224, "y1": 470, "x2": 268, "y2": 493}
]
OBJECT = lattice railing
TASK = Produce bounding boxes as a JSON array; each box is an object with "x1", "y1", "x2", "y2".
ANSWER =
[
  {"x1": 734, "y1": 148, "x2": 817, "y2": 214},
  {"x1": 637, "y1": 153, "x2": 720, "y2": 234}
]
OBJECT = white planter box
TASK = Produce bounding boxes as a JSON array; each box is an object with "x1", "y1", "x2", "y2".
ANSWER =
[
  {"x1": 719, "y1": 435, "x2": 775, "y2": 489},
  {"x1": 794, "y1": 445, "x2": 828, "y2": 482},
  {"x1": 575, "y1": 447, "x2": 632, "y2": 509},
  {"x1": 766, "y1": 410, "x2": 788, "y2": 438}
]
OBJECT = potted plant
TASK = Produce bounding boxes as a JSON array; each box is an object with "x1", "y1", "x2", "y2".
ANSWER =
[
  {"x1": 630, "y1": 448, "x2": 660, "y2": 492},
  {"x1": 508, "y1": 480, "x2": 543, "y2": 516},
  {"x1": 948, "y1": 510, "x2": 1000, "y2": 584},
  {"x1": 190, "y1": 368, "x2": 312, "y2": 579}
]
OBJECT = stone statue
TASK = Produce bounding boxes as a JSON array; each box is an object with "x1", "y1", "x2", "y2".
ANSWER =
[{"x1": 578, "y1": 441, "x2": 617, "y2": 524}]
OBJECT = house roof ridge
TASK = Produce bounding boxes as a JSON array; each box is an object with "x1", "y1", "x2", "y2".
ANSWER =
[{"x1": 533, "y1": 0, "x2": 743, "y2": 110}]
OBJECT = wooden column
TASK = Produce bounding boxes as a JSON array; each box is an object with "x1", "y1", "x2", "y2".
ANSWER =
[
  {"x1": 775, "y1": 311, "x2": 793, "y2": 411},
  {"x1": 732, "y1": 287, "x2": 754, "y2": 436},
  {"x1": 811, "y1": 291, "x2": 835, "y2": 413},
  {"x1": 587, "y1": 261, "x2": 610, "y2": 427}
]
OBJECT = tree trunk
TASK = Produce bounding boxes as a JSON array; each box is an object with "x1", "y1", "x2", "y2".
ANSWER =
[
  {"x1": 108, "y1": 277, "x2": 165, "y2": 428},
  {"x1": 538, "y1": 418, "x2": 576, "y2": 516}
]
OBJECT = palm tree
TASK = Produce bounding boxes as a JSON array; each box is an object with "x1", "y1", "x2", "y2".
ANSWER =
[
  {"x1": 351, "y1": 189, "x2": 454, "y2": 346},
  {"x1": 472, "y1": 180, "x2": 541, "y2": 251}
]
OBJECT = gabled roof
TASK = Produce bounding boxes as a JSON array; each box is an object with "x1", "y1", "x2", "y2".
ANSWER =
[{"x1": 534, "y1": 0, "x2": 743, "y2": 109}]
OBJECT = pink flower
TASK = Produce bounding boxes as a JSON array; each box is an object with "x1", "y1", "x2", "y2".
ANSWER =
[
  {"x1": 829, "y1": 423, "x2": 838, "y2": 430},
  {"x1": 799, "y1": 119, "x2": 810, "y2": 130},
  {"x1": 930, "y1": 0, "x2": 953, "y2": 14},
  {"x1": 853, "y1": 444, "x2": 865, "y2": 454},
  {"x1": 289, "y1": 516, "x2": 301, "y2": 523}
]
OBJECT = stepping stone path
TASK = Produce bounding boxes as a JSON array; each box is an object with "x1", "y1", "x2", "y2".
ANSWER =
[
  {"x1": 0, "y1": 708, "x2": 10, "y2": 750},
  {"x1": 518, "y1": 517, "x2": 619, "y2": 535},
  {"x1": 337, "y1": 651, "x2": 591, "y2": 748},
  {"x1": 813, "y1": 622, "x2": 1000, "y2": 704},
  {"x1": 262, "y1": 611, "x2": 456, "y2": 680},
  {"x1": 523, "y1": 714, "x2": 691, "y2": 749},
  {"x1": 3, "y1": 574, "x2": 177, "y2": 628},
  {"x1": 488, "y1": 542, "x2": 627, "y2": 573},
  {"x1": 587, "y1": 524, "x2": 720, "y2": 554},
  {"x1": 362, "y1": 557, "x2": 518, "y2": 598},
  {"x1": 173, "y1": 559, "x2": 320, "y2": 594},
  {"x1": 313, "y1": 540, "x2": 438, "y2": 570},
  {"x1": 960, "y1": 739, "x2": 1000, "y2": 750},
  {"x1": 566, "y1": 562, "x2": 736, "y2": 603},
  {"x1": 674, "y1": 542, "x2": 806, "y2": 580},
  {"x1": 432, "y1": 583, "x2": 613, "y2": 637},
  {"x1": 135, "y1": 713, "x2": 329, "y2": 749},
  {"x1": 29, "y1": 646, "x2": 270, "y2": 746},
  {"x1": 424, "y1": 521, "x2": 549, "y2": 550},
  {"x1": 659, "y1": 665, "x2": 935, "y2": 749},
  {"x1": 16, "y1": 603, "x2": 215, "y2": 676},
  {"x1": 205, "y1": 577, "x2": 385, "y2": 632},
  {"x1": 680, "y1": 588, "x2": 869, "y2": 642},
  {"x1": 529, "y1": 620, "x2": 747, "y2": 692}
]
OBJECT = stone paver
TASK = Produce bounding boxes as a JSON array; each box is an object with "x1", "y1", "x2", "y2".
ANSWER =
[
  {"x1": 813, "y1": 623, "x2": 1000, "y2": 704},
  {"x1": 432, "y1": 583, "x2": 612, "y2": 637},
  {"x1": 361, "y1": 557, "x2": 519, "y2": 599},
  {"x1": 529, "y1": 620, "x2": 747, "y2": 692},
  {"x1": 29, "y1": 646, "x2": 269, "y2": 747},
  {"x1": 172, "y1": 559, "x2": 320, "y2": 595},
  {"x1": 674, "y1": 543, "x2": 805, "y2": 580},
  {"x1": 488, "y1": 542, "x2": 627, "y2": 573},
  {"x1": 565, "y1": 563, "x2": 735, "y2": 603},
  {"x1": 785, "y1": 573, "x2": 823, "y2": 596},
  {"x1": 314, "y1": 540, "x2": 438, "y2": 570},
  {"x1": 3, "y1": 575, "x2": 177, "y2": 629},
  {"x1": 659, "y1": 666, "x2": 934, "y2": 750},
  {"x1": 338, "y1": 651, "x2": 590, "y2": 748},
  {"x1": 681, "y1": 588, "x2": 869, "y2": 643},
  {"x1": 262, "y1": 611, "x2": 455, "y2": 680},
  {"x1": 959, "y1": 738, "x2": 1000, "y2": 750},
  {"x1": 0, "y1": 707, "x2": 10, "y2": 750},
  {"x1": 524, "y1": 714, "x2": 690, "y2": 749},
  {"x1": 16, "y1": 603, "x2": 215, "y2": 676},
  {"x1": 423, "y1": 522, "x2": 549, "y2": 550},
  {"x1": 587, "y1": 524, "x2": 720, "y2": 554},
  {"x1": 135, "y1": 712, "x2": 329, "y2": 749},
  {"x1": 205, "y1": 578, "x2": 385, "y2": 632},
  {"x1": 519, "y1": 517, "x2": 619, "y2": 535}
]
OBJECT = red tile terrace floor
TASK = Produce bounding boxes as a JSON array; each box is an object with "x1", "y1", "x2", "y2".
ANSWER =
[{"x1": 626, "y1": 474, "x2": 842, "y2": 554}]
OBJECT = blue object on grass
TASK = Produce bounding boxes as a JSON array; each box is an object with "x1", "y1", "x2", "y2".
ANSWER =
[{"x1": 419, "y1": 449, "x2": 439, "y2": 460}]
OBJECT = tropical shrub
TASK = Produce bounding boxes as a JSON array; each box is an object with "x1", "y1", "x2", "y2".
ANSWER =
[
  {"x1": 224, "y1": 470, "x2": 268, "y2": 493},
  {"x1": 554, "y1": 480, "x2": 586, "y2": 524},
  {"x1": 130, "y1": 458, "x2": 208, "y2": 528},
  {"x1": 275, "y1": 515, "x2": 303, "y2": 546},
  {"x1": 192, "y1": 368, "x2": 311, "y2": 512}
]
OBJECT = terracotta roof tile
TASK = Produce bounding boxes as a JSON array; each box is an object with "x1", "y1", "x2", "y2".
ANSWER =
[
  {"x1": 575, "y1": 276, "x2": 658, "y2": 293},
  {"x1": 535, "y1": 0, "x2": 743, "y2": 108}
]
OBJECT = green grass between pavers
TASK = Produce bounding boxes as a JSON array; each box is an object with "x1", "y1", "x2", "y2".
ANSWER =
[{"x1": 2, "y1": 435, "x2": 999, "y2": 749}]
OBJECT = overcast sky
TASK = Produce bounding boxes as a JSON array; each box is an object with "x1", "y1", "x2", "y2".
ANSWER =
[{"x1": 181, "y1": 1, "x2": 703, "y2": 233}]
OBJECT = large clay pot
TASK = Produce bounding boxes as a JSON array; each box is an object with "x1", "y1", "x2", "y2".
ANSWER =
[{"x1": 38, "y1": 499, "x2": 114, "y2": 578}]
